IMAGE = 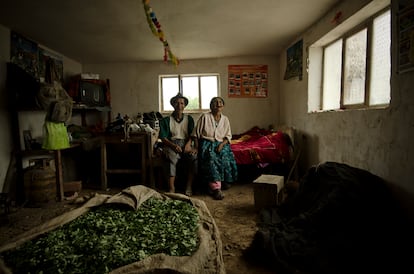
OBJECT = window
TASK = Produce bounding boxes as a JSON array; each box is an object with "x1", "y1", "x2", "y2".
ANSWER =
[
  {"x1": 160, "y1": 74, "x2": 219, "y2": 112},
  {"x1": 309, "y1": 7, "x2": 391, "y2": 112}
]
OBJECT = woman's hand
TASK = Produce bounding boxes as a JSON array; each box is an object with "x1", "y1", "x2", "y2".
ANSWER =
[
  {"x1": 188, "y1": 147, "x2": 198, "y2": 155},
  {"x1": 216, "y1": 141, "x2": 226, "y2": 153},
  {"x1": 173, "y1": 144, "x2": 182, "y2": 153}
]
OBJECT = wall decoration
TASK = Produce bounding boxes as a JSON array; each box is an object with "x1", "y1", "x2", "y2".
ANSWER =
[
  {"x1": 23, "y1": 130, "x2": 33, "y2": 150},
  {"x1": 142, "y1": 0, "x2": 179, "y2": 66},
  {"x1": 10, "y1": 31, "x2": 39, "y2": 79},
  {"x1": 284, "y1": 39, "x2": 303, "y2": 80},
  {"x1": 228, "y1": 65, "x2": 268, "y2": 98},
  {"x1": 10, "y1": 32, "x2": 64, "y2": 82},
  {"x1": 39, "y1": 48, "x2": 64, "y2": 83},
  {"x1": 398, "y1": 2, "x2": 414, "y2": 73}
]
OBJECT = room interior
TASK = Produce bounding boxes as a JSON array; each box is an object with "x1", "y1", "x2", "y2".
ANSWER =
[
  {"x1": 0, "y1": 0, "x2": 414, "y2": 272},
  {"x1": 0, "y1": 0, "x2": 413, "y2": 219}
]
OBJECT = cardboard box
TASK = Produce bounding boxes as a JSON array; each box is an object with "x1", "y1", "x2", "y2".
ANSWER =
[{"x1": 253, "y1": 174, "x2": 284, "y2": 210}]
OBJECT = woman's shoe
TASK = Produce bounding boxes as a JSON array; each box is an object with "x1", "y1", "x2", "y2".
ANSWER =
[{"x1": 212, "y1": 189, "x2": 224, "y2": 200}]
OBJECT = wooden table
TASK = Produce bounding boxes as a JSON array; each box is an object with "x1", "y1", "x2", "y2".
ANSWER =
[{"x1": 100, "y1": 132, "x2": 151, "y2": 190}]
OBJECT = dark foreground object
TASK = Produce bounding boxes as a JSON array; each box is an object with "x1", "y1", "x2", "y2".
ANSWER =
[{"x1": 244, "y1": 162, "x2": 413, "y2": 274}]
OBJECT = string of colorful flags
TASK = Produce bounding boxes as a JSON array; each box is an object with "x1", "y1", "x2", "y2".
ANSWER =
[{"x1": 142, "y1": 0, "x2": 179, "y2": 66}]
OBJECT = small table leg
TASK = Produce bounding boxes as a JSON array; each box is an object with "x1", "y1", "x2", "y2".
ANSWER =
[{"x1": 54, "y1": 150, "x2": 64, "y2": 201}]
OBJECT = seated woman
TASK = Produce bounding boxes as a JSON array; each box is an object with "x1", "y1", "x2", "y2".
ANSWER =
[
  {"x1": 158, "y1": 94, "x2": 197, "y2": 196},
  {"x1": 192, "y1": 97, "x2": 238, "y2": 200}
]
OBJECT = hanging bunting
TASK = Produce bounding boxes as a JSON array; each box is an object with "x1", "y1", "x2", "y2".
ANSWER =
[{"x1": 143, "y1": 0, "x2": 179, "y2": 66}]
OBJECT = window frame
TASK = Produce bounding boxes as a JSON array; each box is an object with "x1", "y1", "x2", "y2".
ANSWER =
[
  {"x1": 159, "y1": 73, "x2": 220, "y2": 113},
  {"x1": 320, "y1": 7, "x2": 390, "y2": 111}
]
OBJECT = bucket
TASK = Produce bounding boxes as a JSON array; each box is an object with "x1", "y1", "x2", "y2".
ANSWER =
[{"x1": 24, "y1": 160, "x2": 56, "y2": 203}]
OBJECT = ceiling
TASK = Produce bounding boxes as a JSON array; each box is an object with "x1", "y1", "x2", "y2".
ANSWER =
[{"x1": 0, "y1": 0, "x2": 340, "y2": 64}]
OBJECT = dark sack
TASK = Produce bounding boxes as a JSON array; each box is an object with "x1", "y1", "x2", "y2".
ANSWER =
[
  {"x1": 37, "y1": 81, "x2": 73, "y2": 123},
  {"x1": 46, "y1": 100, "x2": 73, "y2": 123},
  {"x1": 36, "y1": 58, "x2": 73, "y2": 123}
]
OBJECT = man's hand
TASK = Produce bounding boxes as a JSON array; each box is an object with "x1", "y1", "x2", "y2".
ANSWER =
[{"x1": 185, "y1": 144, "x2": 197, "y2": 155}]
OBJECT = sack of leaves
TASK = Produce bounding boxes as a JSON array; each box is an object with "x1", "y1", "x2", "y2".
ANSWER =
[{"x1": 0, "y1": 185, "x2": 225, "y2": 274}]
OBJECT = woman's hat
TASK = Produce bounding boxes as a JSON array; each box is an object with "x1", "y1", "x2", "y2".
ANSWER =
[{"x1": 170, "y1": 94, "x2": 189, "y2": 107}]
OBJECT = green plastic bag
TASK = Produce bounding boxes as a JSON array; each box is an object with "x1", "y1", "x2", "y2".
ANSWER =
[{"x1": 42, "y1": 121, "x2": 70, "y2": 150}]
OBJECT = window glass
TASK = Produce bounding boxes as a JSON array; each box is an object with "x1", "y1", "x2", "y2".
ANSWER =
[
  {"x1": 370, "y1": 9, "x2": 391, "y2": 105},
  {"x1": 161, "y1": 77, "x2": 179, "y2": 111},
  {"x1": 200, "y1": 76, "x2": 218, "y2": 109},
  {"x1": 323, "y1": 39, "x2": 342, "y2": 110},
  {"x1": 343, "y1": 29, "x2": 367, "y2": 105},
  {"x1": 313, "y1": 8, "x2": 390, "y2": 112},
  {"x1": 182, "y1": 76, "x2": 199, "y2": 110},
  {"x1": 160, "y1": 74, "x2": 219, "y2": 112}
]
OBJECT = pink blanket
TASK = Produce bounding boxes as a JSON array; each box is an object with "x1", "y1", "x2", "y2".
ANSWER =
[{"x1": 230, "y1": 127, "x2": 291, "y2": 165}]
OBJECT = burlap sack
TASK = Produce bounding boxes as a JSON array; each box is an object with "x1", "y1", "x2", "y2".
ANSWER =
[{"x1": 0, "y1": 185, "x2": 225, "y2": 274}]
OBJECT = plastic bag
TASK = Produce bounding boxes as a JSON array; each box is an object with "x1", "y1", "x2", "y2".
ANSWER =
[{"x1": 42, "y1": 121, "x2": 70, "y2": 150}]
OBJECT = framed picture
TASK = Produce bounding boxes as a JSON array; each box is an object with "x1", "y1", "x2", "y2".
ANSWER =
[
  {"x1": 39, "y1": 47, "x2": 64, "y2": 82},
  {"x1": 284, "y1": 39, "x2": 303, "y2": 80},
  {"x1": 23, "y1": 130, "x2": 33, "y2": 150},
  {"x1": 10, "y1": 31, "x2": 39, "y2": 79}
]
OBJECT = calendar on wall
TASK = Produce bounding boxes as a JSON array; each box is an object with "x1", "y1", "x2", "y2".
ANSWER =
[{"x1": 228, "y1": 65, "x2": 268, "y2": 98}]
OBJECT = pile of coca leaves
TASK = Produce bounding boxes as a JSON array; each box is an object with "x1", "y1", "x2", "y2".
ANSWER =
[{"x1": 1, "y1": 198, "x2": 200, "y2": 274}]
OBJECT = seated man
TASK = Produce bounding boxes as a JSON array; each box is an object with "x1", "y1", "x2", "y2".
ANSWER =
[{"x1": 158, "y1": 94, "x2": 197, "y2": 196}]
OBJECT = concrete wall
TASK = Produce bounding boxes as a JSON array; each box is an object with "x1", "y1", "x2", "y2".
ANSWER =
[{"x1": 278, "y1": 0, "x2": 414, "y2": 215}]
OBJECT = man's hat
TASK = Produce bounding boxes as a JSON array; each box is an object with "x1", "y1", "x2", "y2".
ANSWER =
[{"x1": 170, "y1": 94, "x2": 189, "y2": 107}]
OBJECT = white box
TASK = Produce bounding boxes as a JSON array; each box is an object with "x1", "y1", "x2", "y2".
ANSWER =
[
  {"x1": 81, "y1": 73, "x2": 100, "y2": 80},
  {"x1": 253, "y1": 174, "x2": 284, "y2": 210}
]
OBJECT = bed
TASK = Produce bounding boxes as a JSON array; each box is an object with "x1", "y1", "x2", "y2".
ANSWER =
[{"x1": 230, "y1": 126, "x2": 295, "y2": 178}]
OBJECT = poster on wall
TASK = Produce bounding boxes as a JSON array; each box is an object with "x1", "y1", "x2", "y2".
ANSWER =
[
  {"x1": 228, "y1": 65, "x2": 268, "y2": 98},
  {"x1": 398, "y1": 2, "x2": 414, "y2": 73},
  {"x1": 39, "y1": 48, "x2": 64, "y2": 82},
  {"x1": 10, "y1": 31, "x2": 39, "y2": 79},
  {"x1": 10, "y1": 32, "x2": 64, "y2": 82},
  {"x1": 284, "y1": 39, "x2": 303, "y2": 80}
]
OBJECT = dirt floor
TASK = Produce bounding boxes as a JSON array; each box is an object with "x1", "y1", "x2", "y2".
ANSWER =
[{"x1": 0, "y1": 182, "x2": 275, "y2": 274}]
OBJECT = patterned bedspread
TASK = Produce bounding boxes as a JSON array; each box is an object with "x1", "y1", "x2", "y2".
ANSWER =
[{"x1": 230, "y1": 127, "x2": 292, "y2": 165}]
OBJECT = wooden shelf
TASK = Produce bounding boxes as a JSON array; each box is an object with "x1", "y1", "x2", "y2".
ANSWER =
[{"x1": 6, "y1": 63, "x2": 113, "y2": 203}]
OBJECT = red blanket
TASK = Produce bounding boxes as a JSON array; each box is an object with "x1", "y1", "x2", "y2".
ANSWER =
[{"x1": 230, "y1": 127, "x2": 291, "y2": 165}]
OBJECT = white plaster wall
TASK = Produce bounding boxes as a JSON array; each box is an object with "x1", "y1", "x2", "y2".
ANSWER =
[
  {"x1": 279, "y1": 0, "x2": 414, "y2": 211},
  {"x1": 84, "y1": 56, "x2": 280, "y2": 135}
]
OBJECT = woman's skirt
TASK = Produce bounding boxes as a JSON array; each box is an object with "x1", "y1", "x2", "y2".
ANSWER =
[{"x1": 199, "y1": 139, "x2": 238, "y2": 184}]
